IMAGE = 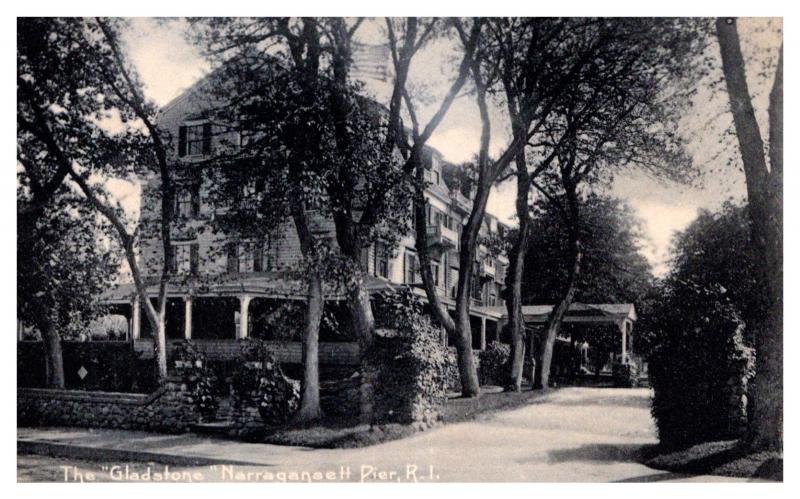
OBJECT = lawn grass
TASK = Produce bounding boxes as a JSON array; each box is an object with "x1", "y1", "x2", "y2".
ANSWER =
[
  {"x1": 262, "y1": 385, "x2": 549, "y2": 449},
  {"x1": 443, "y1": 385, "x2": 549, "y2": 423},
  {"x1": 644, "y1": 439, "x2": 782, "y2": 481}
]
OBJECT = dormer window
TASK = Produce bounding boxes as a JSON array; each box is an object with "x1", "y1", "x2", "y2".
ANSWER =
[{"x1": 178, "y1": 122, "x2": 212, "y2": 158}]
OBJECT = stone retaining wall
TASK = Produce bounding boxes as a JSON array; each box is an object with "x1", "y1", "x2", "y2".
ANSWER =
[{"x1": 17, "y1": 377, "x2": 200, "y2": 433}]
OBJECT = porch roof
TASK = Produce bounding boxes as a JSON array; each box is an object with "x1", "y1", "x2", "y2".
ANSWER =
[
  {"x1": 100, "y1": 273, "x2": 397, "y2": 303},
  {"x1": 485, "y1": 303, "x2": 637, "y2": 326}
]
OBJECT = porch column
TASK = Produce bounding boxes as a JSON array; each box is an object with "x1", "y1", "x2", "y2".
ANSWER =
[
  {"x1": 480, "y1": 317, "x2": 487, "y2": 350},
  {"x1": 619, "y1": 320, "x2": 627, "y2": 361},
  {"x1": 627, "y1": 321, "x2": 634, "y2": 354},
  {"x1": 131, "y1": 296, "x2": 141, "y2": 340},
  {"x1": 528, "y1": 328, "x2": 537, "y2": 384},
  {"x1": 238, "y1": 295, "x2": 252, "y2": 339},
  {"x1": 184, "y1": 297, "x2": 193, "y2": 339}
]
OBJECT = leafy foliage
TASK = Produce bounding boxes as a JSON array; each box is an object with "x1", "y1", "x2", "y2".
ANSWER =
[
  {"x1": 478, "y1": 342, "x2": 510, "y2": 386},
  {"x1": 372, "y1": 287, "x2": 427, "y2": 331},
  {"x1": 648, "y1": 201, "x2": 757, "y2": 448},
  {"x1": 520, "y1": 194, "x2": 655, "y2": 306},
  {"x1": 230, "y1": 339, "x2": 300, "y2": 425},
  {"x1": 170, "y1": 340, "x2": 218, "y2": 420},
  {"x1": 664, "y1": 200, "x2": 761, "y2": 339},
  {"x1": 194, "y1": 24, "x2": 414, "y2": 292},
  {"x1": 364, "y1": 311, "x2": 450, "y2": 425},
  {"x1": 17, "y1": 194, "x2": 117, "y2": 341}
]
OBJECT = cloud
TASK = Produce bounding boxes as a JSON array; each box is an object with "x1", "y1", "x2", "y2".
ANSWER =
[{"x1": 122, "y1": 18, "x2": 208, "y2": 107}]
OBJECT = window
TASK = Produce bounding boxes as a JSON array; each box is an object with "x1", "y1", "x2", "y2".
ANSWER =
[
  {"x1": 431, "y1": 262, "x2": 440, "y2": 287},
  {"x1": 432, "y1": 169, "x2": 440, "y2": 186},
  {"x1": 238, "y1": 244, "x2": 254, "y2": 273},
  {"x1": 169, "y1": 243, "x2": 199, "y2": 274},
  {"x1": 471, "y1": 275, "x2": 483, "y2": 301},
  {"x1": 178, "y1": 123, "x2": 212, "y2": 157},
  {"x1": 374, "y1": 244, "x2": 389, "y2": 279},
  {"x1": 175, "y1": 184, "x2": 200, "y2": 218},
  {"x1": 404, "y1": 251, "x2": 419, "y2": 284},
  {"x1": 186, "y1": 125, "x2": 206, "y2": 156},
  {"x1": 227, "y1": 240, "x2": 268, "y2": 274}
]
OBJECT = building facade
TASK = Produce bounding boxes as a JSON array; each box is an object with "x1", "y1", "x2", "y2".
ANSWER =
[{"x1": 104, "y1": 74, "x2": 510, "y2": 356}]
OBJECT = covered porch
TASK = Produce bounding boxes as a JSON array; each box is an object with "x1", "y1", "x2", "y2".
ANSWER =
[
  {"x1": 98, "y1": 273, "x2": 364, "y2": 348},
  {"x1": 513, "y1": 303, "x2": 637, "y2": 363}
]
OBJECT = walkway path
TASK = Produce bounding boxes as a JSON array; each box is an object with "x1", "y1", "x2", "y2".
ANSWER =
[{"x1": 18, "y1": 387, "x2": 749, "y2": 482}]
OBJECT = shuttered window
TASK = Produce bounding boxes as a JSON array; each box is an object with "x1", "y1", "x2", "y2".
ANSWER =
[
  {"x1": 170, "y1": 243, "x2": 192, "y2": 274},
  {"x1": 178, "y1": 123, "x2": 212, "y2": 157}
]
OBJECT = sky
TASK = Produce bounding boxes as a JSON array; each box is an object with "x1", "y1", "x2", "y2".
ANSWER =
[{"x1": 117, "y1": 17, "x2": 782, "y2": 276}]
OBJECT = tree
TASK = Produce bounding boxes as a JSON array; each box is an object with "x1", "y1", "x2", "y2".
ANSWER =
[
  {"x1": 521, "y1": 195, "x2": 654, "y2": 306},
  {"x1": 647, "y1": 202, "x2": 758, "y2": 447},
  {"x1": 519, "y1": 18, "x2": 702, "y2": 389},
  {"x1": 483, "y1": 18, "x2": 586, "y2": 391},
  {"x1": 17, "y1": 192, "x2": 117, "y2": 388},
  {"x1": 392, "y1": 18, "x2": 601, "y2": 396},
  {"x1": 192, "y1": 17, "x2": 415, "y2": 422},
  {"x1": 389, "y1": 18, "x2": 485, "y2": 397},
  {"x1": 17, "y1": 17, "x2": 177, "y2": 381},
  {"x1": 663, "y1": 201, "x2": 760, "y2": 335},
  {"x1": 715, "y1": 17, "x2": 782, "y2": 451},
  {"x1": 520, "y1": 195, "x2": 655, "y2": 380}
]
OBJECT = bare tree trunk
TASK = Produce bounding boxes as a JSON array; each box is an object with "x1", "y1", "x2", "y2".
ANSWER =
[
  {"x1": 98, "y1": 18, "x2": 172, "y2": 382},
  {"x1": 346, "y1": 280, "x2": 375, "y2": 350},
  {"x1": 41, "y1": 316, "x2": 65, "y2": 389},
  {"x1": 155, "y1": 294, "x2": 168, "y2": 380},
  {"x1": 536, "y1": 234, "x2": 582, "y2": 390},
  {"x1": 289, "y1": 195, "x2": 323, "y2": 423},
  {"x1": 294, "y1": 270, "x2": 323, "y2": 424},
  {"x1": 716, "y1": 18, "x2": 782, "y2": 451},
  {"x1": 68, "y1": 171, "x2": 166, "y2": 381},
  {"x1": 413, "y1": 147, "x2": 457, "y2": 337},
  {"x1": 453, "y1": 179, "x2": 494, "y2": 397},
  {"x1": 505, "y1": 147, "x2": 532, "y2": 391}
]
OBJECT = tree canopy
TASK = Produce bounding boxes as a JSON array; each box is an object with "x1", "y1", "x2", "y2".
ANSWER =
[{"x1": 520, "y1": 194, "x2": 655, "y2": 306}]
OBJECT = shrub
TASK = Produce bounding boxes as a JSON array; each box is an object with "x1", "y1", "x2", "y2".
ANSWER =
[
  {"x1": 479, "y1": 342, "x2": 510, "y2": 386},
  {"x1": 372, "y1": 286, "x2": 426, "y2": 330},
  {"x1": 443, "y1": 349, "x2": 462, "y2": 393},
  {"x1": 171, "y1": 340, "x2": 218, "y2": 421},
  {"x1": 364, "y1": 298, "x2": 449, "y2": 426},
  {"x1": 231, "y1": 338, "x2": 300, "y2": 425},
  {"x1": 612, "y1": 361, "x2": 639, "y2": 388},
  {"x1": 649, "y1": 202, "x2": 760, "y2": 448},
  {"x1": 649, "y1": 303, "x2": 754, "y2": 448}
]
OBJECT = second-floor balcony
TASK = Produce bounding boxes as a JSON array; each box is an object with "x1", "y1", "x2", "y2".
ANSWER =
[
  {"x1": 480, "y1": 259, "x2": 496, "y2": 279},
  {"x1": 450, "y1": 190, "x2": 472, "y2": 214},
  {"x1": 427, "y1": 224, "x2": 458, "y2": 251}
]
